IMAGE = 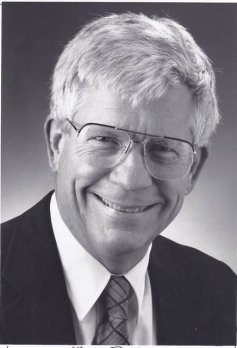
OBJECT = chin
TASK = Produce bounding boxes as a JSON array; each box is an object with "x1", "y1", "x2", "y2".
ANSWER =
[{"x1": 101, "y1": 227, "x2": 151, "y2": 254}]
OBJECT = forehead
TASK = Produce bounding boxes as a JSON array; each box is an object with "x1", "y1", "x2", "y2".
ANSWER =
[{"x1": 73, "y1": 84, "x2": 195, "y2": 141}]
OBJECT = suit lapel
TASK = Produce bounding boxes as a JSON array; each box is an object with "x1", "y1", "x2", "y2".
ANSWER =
[{"x1": 2, "y1": 192, "x2": 76, "y2": 344}]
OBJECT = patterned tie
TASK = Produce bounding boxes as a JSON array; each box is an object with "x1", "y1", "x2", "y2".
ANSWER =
[{"x1": 93, "y1": 275, "x2": 131, "y2": 345}]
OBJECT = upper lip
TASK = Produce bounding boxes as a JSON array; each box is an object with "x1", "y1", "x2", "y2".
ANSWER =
[{"x1": 94, "y1": 193, "x2": 159, "y2": 209}]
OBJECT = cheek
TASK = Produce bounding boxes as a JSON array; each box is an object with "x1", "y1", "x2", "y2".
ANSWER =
[
  {"x1": 57, "y1": 143, "x2": 107, "y2": 190},
  {"x1": 159, "y1": 176, "x2": 187, "y2": 198},
  {"x1": 158, "y1": 179, "x2": 187, "y2": 216},
  {"x1": 73, "y1": 165, "x2": 111, "y2": 216}
]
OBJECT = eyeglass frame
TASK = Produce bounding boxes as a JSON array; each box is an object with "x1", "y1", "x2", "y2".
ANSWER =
[{"x1": 65, "y1": 117, "x2": 197, "y2": 179}]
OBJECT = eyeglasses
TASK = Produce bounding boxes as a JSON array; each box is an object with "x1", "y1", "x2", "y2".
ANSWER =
[{"x1": 66, "y1": 118, "x2": 196, "y2": 181}]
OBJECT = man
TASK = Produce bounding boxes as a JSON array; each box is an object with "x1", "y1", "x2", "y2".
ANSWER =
[{"x1": 1, "y1": 13, "x2": 236, "y2": 345}]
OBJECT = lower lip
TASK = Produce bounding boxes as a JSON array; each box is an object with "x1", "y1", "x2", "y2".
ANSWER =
[{"x1": 93, "y1": 194, "x2": 157, "y2": 215}]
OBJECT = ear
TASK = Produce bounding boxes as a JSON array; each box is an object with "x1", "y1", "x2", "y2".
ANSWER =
[
  {"x1": 185, "y1": 146, "x2": 208, "y2": 195},
  {"x1": 44, "y1": 117, "x2": 66, "y2": 172}
]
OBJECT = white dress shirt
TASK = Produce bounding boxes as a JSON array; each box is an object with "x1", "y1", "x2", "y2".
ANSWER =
[{"x1": 50, "y1": 193, "x2": 156, "y2": 344}]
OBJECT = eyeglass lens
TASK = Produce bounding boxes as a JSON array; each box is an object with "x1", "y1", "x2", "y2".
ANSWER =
[{"x1": 76, "y1": 124, "x2": 194, "y2": 180}]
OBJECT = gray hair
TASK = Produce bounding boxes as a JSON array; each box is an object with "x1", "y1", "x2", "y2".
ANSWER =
[{"x1": 50, "y1": 12, "x2": 220, "y2": 146}]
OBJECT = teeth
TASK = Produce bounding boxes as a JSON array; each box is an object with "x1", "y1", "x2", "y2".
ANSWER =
[{"x1": 101, "y1": 197, "x2": 146, "y2": 213}]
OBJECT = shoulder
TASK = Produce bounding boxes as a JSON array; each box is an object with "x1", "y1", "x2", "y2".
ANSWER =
[
  {"x1": 1, "y1": 191, "x2": 54, "y2": 265},
  {"x1": 151, "y1": 235, "x2": 236, "y2": 286}
]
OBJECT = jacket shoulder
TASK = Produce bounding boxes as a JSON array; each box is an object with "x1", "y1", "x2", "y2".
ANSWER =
[
  {"x1": 1, "y1": 192, "x2": 54, "y2": 267},
  {"x1": 152, "y1": 235, "x2": 236, "y2": 284}
]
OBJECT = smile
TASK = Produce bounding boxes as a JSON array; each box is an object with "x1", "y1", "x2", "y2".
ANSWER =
[{"x1": 95, "y1": 194, "x2": 155, "y2": 213}]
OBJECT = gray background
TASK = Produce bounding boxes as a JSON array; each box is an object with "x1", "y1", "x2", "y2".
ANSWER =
[{"x1": 2, "y1": 3, "x2": 237, "y2": 272}]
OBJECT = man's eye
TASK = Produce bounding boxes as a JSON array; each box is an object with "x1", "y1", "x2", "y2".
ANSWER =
[
  {"x1": 93, "y1": 136, "x2": 115, "y2": 143},
  {"x1": 148, "y1": 144, "x2": 178, "y2": 161},
  {"x1": 157, "y1": 145, "x2": 171, "y2": 152},
  {"x1": 153, "y1": 144, "x2": 175, "y2": 154},
  {"x1": 87, "y1": 136, "x2": 120, "y2": 149}
]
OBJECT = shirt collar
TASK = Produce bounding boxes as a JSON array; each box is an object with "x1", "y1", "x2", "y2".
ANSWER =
[
  {"x1": 125, "y1": 244, "x2": 151, "y2": 318},
  {"x1": 50, "y1": 192, "x2": 151, "y2": 321}
]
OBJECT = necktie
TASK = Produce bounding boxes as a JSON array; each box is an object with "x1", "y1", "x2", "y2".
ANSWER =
[{"x1": 93, "y1": 275, "x2": 131, "y2": 345}]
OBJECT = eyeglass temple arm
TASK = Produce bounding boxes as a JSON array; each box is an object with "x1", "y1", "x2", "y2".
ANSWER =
[{"x1": 66, "y1": 118, "x2": 80, "y2": 134}]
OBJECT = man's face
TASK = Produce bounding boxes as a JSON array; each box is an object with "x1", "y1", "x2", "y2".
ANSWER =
[{"x1": 51, "y1": 85, "x2": 200, "y2": 271}]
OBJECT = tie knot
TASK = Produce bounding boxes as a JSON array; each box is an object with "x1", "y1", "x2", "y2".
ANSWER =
[{"x1": 103, "y1": 275, "x2": 131, "y2": 320}]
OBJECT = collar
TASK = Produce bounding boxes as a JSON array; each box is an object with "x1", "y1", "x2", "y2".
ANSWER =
[{"x1": 50, "y1": 193, "x2": 151, "y2": 321}]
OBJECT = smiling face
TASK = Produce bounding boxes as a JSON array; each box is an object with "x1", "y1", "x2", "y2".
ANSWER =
[{"x1": 46, "y1": 84, "x2": 206, "y2": 273}]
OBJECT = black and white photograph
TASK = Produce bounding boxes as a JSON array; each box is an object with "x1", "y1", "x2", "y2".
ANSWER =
[{"x1": 1, "y1": 2, "x2": 237, "y2": 345}]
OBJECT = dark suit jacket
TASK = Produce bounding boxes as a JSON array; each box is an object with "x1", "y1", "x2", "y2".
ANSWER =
[{"x1": 1, "y1": 192, "x2": 236, "y2": 345}]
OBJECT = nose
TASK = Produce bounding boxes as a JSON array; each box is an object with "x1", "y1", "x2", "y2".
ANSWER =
[{"x1": 109, "y1": 142, "x2": 153, "y2": 190}]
